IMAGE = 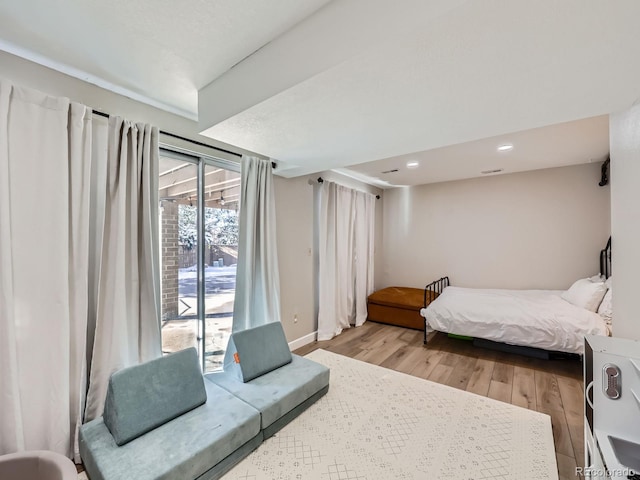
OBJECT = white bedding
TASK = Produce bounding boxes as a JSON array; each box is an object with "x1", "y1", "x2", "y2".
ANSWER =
[{"x1": 420, "y1": 286, "x2": 609, "y2": 354}]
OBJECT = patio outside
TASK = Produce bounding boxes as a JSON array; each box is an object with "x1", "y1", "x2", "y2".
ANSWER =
[{"x1": 161, "y1": 257, "x2": 237, "y2": 372}]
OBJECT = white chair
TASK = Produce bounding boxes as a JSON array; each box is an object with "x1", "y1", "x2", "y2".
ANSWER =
[{"x1": 0, "y1": 450, "x2": 78, "y2": 480}]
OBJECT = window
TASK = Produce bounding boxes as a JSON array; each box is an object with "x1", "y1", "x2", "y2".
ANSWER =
[{"x1": 158, "y1": 148, "x2": 240, "y2": 372}]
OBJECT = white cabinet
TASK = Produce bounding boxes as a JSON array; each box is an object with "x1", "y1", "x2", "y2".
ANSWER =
[{"x1": 584, "y1": 335, "x2": 640, "y2": 479}]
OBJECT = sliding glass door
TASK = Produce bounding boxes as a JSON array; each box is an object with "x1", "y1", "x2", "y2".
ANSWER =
[
  {"x1": 202, "y1": 163, "x2": 240, "y2": 371},
  {"x1": 158, "y1": 148, "x2": 240, "y2": 372}
]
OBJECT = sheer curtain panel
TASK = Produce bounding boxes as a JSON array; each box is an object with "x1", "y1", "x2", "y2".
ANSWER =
[
  {"x1": 232, "y1": 156, "x2": 281, "y2": 332},
  {"x1": 0, "y1": 81, "x2": 92, "y2": 459},
  {"x1": 317, "y1": 181, "x2": 375, "y2": 341}
]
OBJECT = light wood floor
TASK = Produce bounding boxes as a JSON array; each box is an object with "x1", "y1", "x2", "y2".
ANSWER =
[{"x1": 294, "y1": 321, "x2": 585, "y2": 480}]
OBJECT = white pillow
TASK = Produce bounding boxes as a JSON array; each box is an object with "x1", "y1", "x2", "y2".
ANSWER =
[
  {"x1": 561, "y1": 278, "x2": 608, "y2": 312},
  {"x1": 605, "y1": 276, "x2": 613, "y2": 289},
  {"x1": 589, "y1": 274, "x2": 605, "y2": 283}
]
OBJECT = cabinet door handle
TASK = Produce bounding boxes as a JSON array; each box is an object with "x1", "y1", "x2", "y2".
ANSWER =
[{"x1": 586, "y1": 381, "x2": 595, "y2": 409}]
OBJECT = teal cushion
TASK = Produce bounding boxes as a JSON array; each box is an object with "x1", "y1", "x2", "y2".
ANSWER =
[
  {"x1": 80, "y1": 380, "x2": 262, "y2": 480},
  {"x1": 223, "y1": 322, "x2": 292, "y2": 382},
  {"x1": 103, "y1": 347, "x2": 206, "y2": 446},
  {"x1": 207, "y1": 354, "x2": 330, "y2": 431}
]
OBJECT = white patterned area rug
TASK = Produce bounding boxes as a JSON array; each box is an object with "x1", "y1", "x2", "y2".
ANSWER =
[{"x1": 224, "y1": 349, "x2": 558, "y2": 480}]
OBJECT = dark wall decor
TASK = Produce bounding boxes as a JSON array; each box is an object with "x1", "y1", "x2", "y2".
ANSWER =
[{"x1": 599, "y1": 156, "x2": 610, "y2": 186}]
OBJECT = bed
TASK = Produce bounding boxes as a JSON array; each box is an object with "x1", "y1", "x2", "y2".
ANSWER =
[{"x1": 420, "y1": 239, "x2": 612, "y2": 356}]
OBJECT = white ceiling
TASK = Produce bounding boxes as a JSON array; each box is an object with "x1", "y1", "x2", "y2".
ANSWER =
[
  {"x1": 1, "y1": 0, "x2": 638, "y2": 186},
  {"x1": 346, "y1": 115, "x2": 610, "y2": 187},
  {"x1": 0, "y1": 0, "x2": 331, "y2": 118}
]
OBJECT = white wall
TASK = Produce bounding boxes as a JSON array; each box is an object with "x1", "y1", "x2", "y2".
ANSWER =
[
  {"x1": 274, "y1": 175, "x2": 315, "y2": 343},
  {"x1": 382, "y1": 163, "x2": 611, "y2": 291},
  {"x1": 610, "y1": 103, "x2": 640, "y2": 340},
  {"x1": 274, "y1": 172, "x2": 383, "y2": 344}
]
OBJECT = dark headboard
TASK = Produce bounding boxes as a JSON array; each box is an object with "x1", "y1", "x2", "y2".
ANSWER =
[{"x1": 600, "y1": 237, "x2": 612, "y2": 279}]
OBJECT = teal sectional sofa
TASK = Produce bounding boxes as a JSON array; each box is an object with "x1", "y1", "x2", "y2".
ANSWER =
[{"x1": 79, "y1": 322, "x2": 329, "y2": 480}]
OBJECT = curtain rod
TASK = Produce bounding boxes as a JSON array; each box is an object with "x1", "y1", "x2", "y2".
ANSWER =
[
  {"x1": 317, "y1": 177, "x2": 380, "y2": 199},
  {"x1": 92, "y1": 108, "x2": 277, "y2": 169}
]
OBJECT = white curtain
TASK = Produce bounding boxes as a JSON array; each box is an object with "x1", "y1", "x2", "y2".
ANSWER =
[
  {"x1": 353, "y1": 189, "x2": 376, "y2": 326},
  {"x1": 84, "y1": 117, "x2": 162, "y2": 422},
  {"x1": 317, "y1": 181, "x2": 375, "y2": 341},
  {"x1": 232, "y1": 155, "x2": 281, "y2": 332},
  {"x1": 0, "y1": 81, "x2": 92, "y2": 459},
  {"x1": 0, "y1": 80, "x2": 161, "y2": 461}
]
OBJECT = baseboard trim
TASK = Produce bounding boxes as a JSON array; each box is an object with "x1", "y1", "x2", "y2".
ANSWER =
[{"x1": 288, "y1": 331, "x2": 317, "y2": 351}]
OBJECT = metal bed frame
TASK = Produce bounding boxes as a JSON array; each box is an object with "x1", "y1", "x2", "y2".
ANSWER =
[
  {"x1": 600, "y1": 236, "x2": 612, "y2": 280},
  {"x1": 422, "y1": 237, "x2": 612, "y2": 350},
  {"x1": 422, "y1": 276, "x2": 449, "y2": 344}
]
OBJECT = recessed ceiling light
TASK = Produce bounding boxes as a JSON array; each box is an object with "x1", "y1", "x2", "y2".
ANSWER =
[
  {"x1": 406, "y1": 161, "x2": 419, "y2": 169},
  {"x1": 497, "y1": 144, "x2": 513, "y2": 152}
]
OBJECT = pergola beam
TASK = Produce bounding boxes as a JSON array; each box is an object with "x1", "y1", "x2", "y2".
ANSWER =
[{"x1": 160, "y1": 176, "x2": 240, "y2": 200}]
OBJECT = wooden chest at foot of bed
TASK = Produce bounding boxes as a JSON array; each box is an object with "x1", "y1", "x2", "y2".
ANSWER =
[{"x1": 367, "y1": 286, "x2": 436, "y2": 331}]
